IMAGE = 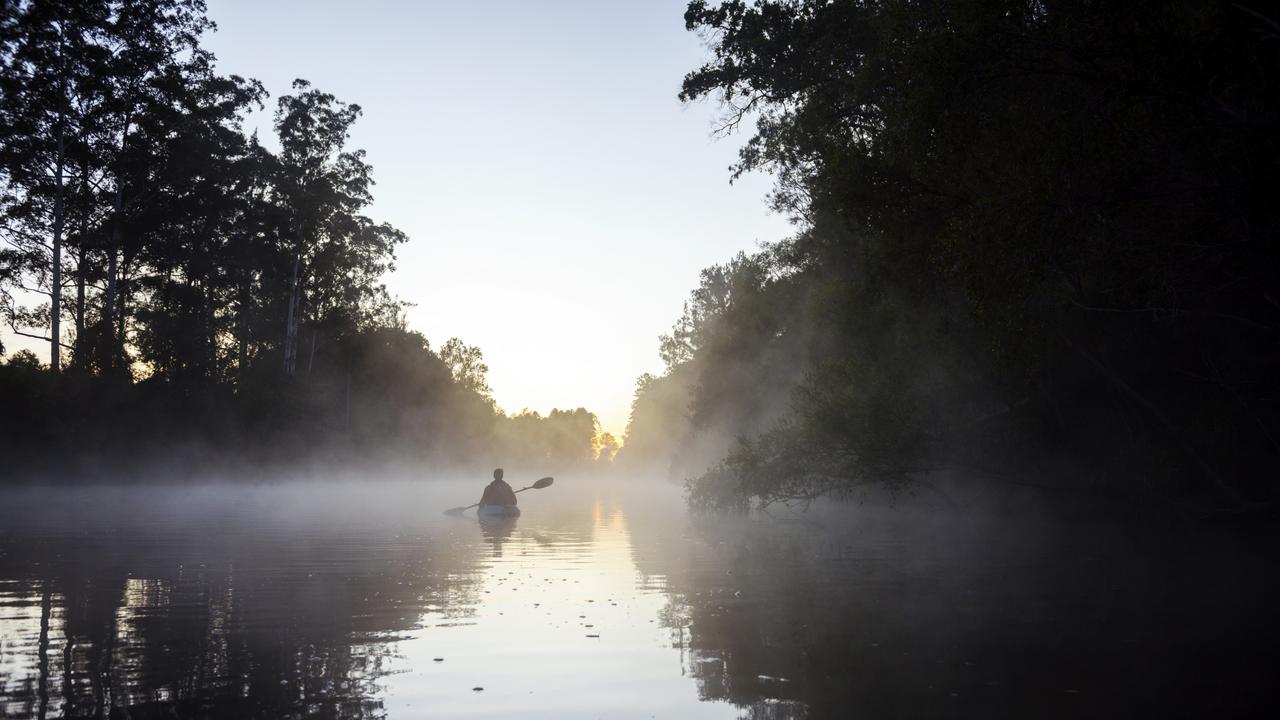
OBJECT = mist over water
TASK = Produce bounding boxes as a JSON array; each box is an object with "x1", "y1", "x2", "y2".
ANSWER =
[
  {"x1": 2, "y1": 474, "x2": 1273, "y2": 719},
  {"x1": 2, "y1": 0, "x2": 1276, "y2": 717}
]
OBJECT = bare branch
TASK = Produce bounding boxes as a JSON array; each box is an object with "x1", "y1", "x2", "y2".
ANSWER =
[{"x1": 1070, "y1": 299, "x2": 1278, "y2": 333}]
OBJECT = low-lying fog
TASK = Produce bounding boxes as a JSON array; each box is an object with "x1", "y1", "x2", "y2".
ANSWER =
[{"x1": 1, "y1": 472, "x2": 1274, "y2": 719}]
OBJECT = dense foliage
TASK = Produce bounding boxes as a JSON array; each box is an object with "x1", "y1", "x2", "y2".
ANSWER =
[
  {"x1": 0, "y1": 0, "x2": 604, "y2": 479},
  {"x1": 622, "y1": 0, "x2": 1279, "y2": 512}
]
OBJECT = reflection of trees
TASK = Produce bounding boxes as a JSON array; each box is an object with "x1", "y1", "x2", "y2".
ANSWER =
[
  {"x1": 0, "y1": 495, "x2": 484, "y2": 719},
  {"x1": 632, "y1": 504, "x2": 1280, "y2": 720},
  {"x1": 644, "y1": 510, "x2": 1074, "y2": 719},
  {"x1": 623, "y1": 498, "x2": 814, "y2": 719}
]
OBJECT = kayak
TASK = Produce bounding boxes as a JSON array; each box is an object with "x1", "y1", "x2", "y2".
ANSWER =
[{"x1": 477, "y1": 504, "x2": 520, "y2": 518}]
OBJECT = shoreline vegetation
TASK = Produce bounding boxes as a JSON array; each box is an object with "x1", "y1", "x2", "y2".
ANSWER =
[
  {"x1": 617, "y1": 0, "x2": 1279, "y2": 517},
  {"x1": 0, "y1": 1, "x2": 611, "y2": 481},
  {"x1": 4, "y1": 1, "x2": 1279, "y2": 519}
]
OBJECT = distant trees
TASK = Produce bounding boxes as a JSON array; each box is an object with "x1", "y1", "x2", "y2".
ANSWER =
[
  {"x1": 593, "y1": 432, "x2": 619, "y2": 463},
  {"x1": 439, "y1": 337, "x2": 493, "y2": 398},
  {"x1": 629, "y1": 0, "x2": 1280, "y2": 511},
  {"x1": 497, "y1": 407, "x2": 601, "y2": 469},
  {"x1": 4, "y1": 348, "x2": 41, "y2": 370}
]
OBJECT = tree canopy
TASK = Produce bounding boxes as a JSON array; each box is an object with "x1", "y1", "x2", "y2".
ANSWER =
[{"x1": 623, "y1": 0, "x2": 1280, "y2": 512}]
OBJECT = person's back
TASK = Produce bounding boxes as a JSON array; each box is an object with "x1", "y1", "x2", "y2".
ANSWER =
[{"x1": 479, "y1": 468, "x2": 517, "y2": 507}]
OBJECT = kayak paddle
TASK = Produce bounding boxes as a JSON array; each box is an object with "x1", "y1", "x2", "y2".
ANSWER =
[{"x1": 444, "y1": 476, "x2": 554, "y2": 516}]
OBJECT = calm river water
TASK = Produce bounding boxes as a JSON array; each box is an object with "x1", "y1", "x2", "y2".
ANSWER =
[{"x1": 0, "y1": 477, "x2": 1275, "y2": 718}]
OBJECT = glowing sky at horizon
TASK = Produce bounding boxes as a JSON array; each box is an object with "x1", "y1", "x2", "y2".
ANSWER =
[{"x1": 4, "y1": 1, "x2": 793, "y2": 438}]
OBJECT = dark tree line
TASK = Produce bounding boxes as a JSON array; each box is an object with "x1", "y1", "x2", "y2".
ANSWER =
[
  {"x1": 0, "y1": 0, "x2": 604, "y2": 478},
  {"x1": 622, "y1": 0, "x2": 1280, "y2": 513}
]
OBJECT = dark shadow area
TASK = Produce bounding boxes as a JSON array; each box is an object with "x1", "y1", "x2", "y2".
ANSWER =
[
  {"x1": 629, "y1": 493, "x2": 1280, "y2": 719},
  {"x1": 617, "y1": 0, "x2": 1280, "y2": 520}
]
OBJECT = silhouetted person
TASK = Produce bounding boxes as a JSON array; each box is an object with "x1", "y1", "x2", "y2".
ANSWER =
[{"x1": 478, "y1": 468, "x2": 517, "y2": 507}]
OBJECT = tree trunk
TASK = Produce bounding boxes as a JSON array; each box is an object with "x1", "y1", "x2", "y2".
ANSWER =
[
  {"x1": 115, "y1": 250, "x2": 128, "y2": 366},
  {"x1": 284, "y1": 234, "x2": 302, "y2": 377},
  {"x1": 236, "y1": 184, "x2": 258, "y2": 386},
  {"x1": 237, "y1": 265, "x2": 249, "y2": 384},
  {"x1": 74, "y1": 249, "x2": 85, "y2": 366},
  {"x1": 206, "y1": 279, "x2": 217, "y2": 380},
  {"x1": 102, "y1": 188, "x2": 120, "y2": 367},
  {"x1": 50, "y1": 127, "x2": 65, "y2": 373},
  {"x1": 307, "y1": 327, "x2": 317, "y2": 377},
  {"x1": 101, "y1": 183, "x2": 123, "y2": 370},
  {"x1": 74, "y1": 168, "x2": 88, "y2": 368},
  {"x1": 102, "y1": 112, "x2": 130, "y2": 371}
]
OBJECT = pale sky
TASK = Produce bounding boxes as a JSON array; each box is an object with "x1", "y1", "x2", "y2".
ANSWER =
[{"x1": 8, "y1": 1, "x2": 792, "y2": 437}]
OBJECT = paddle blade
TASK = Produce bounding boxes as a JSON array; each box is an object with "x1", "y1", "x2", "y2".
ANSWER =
[
  {"x1": 443, "y1": 506, "x2": 468, "y2": 517},
  {"x1": 532, "y1": 476, "x2": 554, "y2": 489}
]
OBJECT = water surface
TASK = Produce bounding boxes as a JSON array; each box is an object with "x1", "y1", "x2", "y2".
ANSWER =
[{"x1": 0, "y1": 478, "x2": 1274, "y2": 718}]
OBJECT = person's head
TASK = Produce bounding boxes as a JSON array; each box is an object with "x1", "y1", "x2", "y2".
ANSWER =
[{"x1": 493, "y1": 468, "x2": 504, "y2": 481}]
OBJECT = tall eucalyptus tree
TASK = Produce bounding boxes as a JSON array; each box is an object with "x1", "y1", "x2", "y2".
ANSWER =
[
  {"x1": 0, "y1": 0, "x2": 108, "y2": 371},
  {"x1": 272, "y1": 79, "x2": 405, "y2": 378},
  {"x1": 95, "y1": 0, "x2": 217, "y2": 370}
]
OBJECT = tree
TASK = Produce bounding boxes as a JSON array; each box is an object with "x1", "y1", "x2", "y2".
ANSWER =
[
  {"x1": 663, "y1": 0, "x2": 1280, "y2": 509},
  {"x1": 0, "y1": 0, "x2": 108, "y2": 371},
  {"x1": 5, "y1": 347, "x2": 43, "y2": 369},
  {"x1": 273, "y1": 79, "x2": 405, "y2": 378},
  {"x1": 0, "y1": 0, "x2": 614, "y2": 483},
  {"x1": 593, "y1": 432, "x2": 619, "y2": 464},
  {"x1": 439, "y1": 337, "x2": 492, "y2": 398},
  {"x1": 95, "y1": 0, "x2": 220, "y2": 371},
  {"x1": 128, "y1": 65, "x2": 265, "y2": 382}
]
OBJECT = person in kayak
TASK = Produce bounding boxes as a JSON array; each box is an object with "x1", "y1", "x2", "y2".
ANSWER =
[{"x1": 478, "y1": 468, "x2": 517, "y2": 507}]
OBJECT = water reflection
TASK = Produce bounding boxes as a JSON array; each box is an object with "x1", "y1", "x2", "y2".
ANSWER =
[
  {"x1": 0, "y1": 483, "x2": 485, "y2": 719},
  {"x1": 477, "y1": 516, "x2": 517, "y2": 558},
  {"x1": 377, "y1": 497, "x2": 737, "y2": 718},
  {"x1": 0, "y1": 483, "x2": 742, "y2": 719},
  {"x1": 634, "y1": 503, "x2": 1280, "y2": 719},
  {"x1": 1, "y1": 482, "x2": 1275, "y2": 718}
]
